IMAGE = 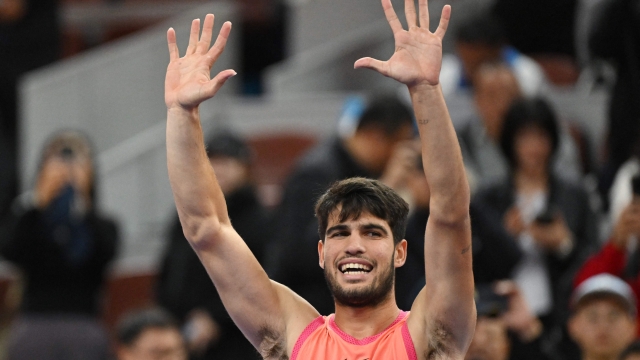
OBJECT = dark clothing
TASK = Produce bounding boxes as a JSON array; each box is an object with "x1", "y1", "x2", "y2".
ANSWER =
[
  {"x1": 6, "y1": 315, "x2": 109, "y2": 360},
  {"x1": 589, "y1": 0, "x2": 640, "y2": 201},
  {"x1": 0, "y1": 0, "x2": 61, "y2": 225},
  {"x1": 0, "y1": 203, "x2": 118, "y2": 316},
  {"x1": 156, "y1": 186, "x2": 269, "y2": 360},
  {"x1": 474, "y1": 176, "x2": 598, "y2": 360},
  {"x1": 269, "y1": 137, "x2": 376, "y2": 315},
  {"x1": 397, "y1": 203, "x2": 523, "y2": 309},
  {"x1": 493, "y1": 0, "x2": 577, "y2": 58}
]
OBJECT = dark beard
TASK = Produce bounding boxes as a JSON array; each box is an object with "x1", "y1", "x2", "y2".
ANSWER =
[{"x1": 324, "y1": 254, "x2": 395, "y2": 308}]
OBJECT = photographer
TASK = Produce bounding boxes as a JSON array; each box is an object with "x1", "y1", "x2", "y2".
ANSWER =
[
  {"x1": 473, "y1": 97, "x2": 598, "y2": 358},
  {"x1": 0, "y1": 131, "x2": 119, "y2": 360}
]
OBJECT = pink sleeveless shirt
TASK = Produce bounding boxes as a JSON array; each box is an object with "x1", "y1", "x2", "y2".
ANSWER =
[{"x1": 290, "y1": 311, "x2": 418, "y2": 360}]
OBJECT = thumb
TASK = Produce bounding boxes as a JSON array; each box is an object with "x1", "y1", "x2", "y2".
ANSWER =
[
  {"x1": 354, "y1": 57, "x2": 389, "y2": 77},
  {"x1": 202, "y1": 69, "x2": 237, "y2": 98}
]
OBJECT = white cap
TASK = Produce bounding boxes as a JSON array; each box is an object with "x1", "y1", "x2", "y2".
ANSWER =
[{"x1": 572, "y1": 274, "x2": 637, "y2": 317}]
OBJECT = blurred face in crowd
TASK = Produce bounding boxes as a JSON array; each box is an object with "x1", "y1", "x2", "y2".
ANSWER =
[
  {"x1": 318, "y1": 210, "x2": 406, "y2": 308},
  {"x1": 464, "y1": 317, "x2": 510, "y2": 360},
  {"x1": 569, "y1": 297, "x2": 637, "y2": 360},
  {"x1": 473, "y1": 65, "x2": 521, "y2": 141},
  {"x1": 37, "y1": 148, "x2": 93, "y2": 208},
  {"x1": 208, "y1": 155, "x2": 249, "y2": 195},
  {"x1": 456, "y1": 42, "x2": 502, "y2": 81},
  {"x1": 356, "y1": 123, "x2": 415, "y2": 175},
  {"x1": 513, "y1": 125, "x2": 553, "y2": 176},
  {"x1": 118, "y1": 327, "x2": 187, "y2": 360}
]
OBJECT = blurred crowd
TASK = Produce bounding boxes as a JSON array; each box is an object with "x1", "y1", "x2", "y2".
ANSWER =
[{"x1": 1, "y1": 0, "x2": 640, "y2": 359}]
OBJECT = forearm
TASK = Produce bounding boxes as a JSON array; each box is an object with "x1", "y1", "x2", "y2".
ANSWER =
[
  {"x1": 409, "y1": 84, "x2": 469, "y2": 220},
  {"x1": 166, "y1": 107, "x2": 229, "y2": 241}
]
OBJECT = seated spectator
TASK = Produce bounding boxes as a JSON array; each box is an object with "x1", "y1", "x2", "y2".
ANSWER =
[
  {"x1": 0, "y1": 130, "x2": 119, "y2": 360},
  {"x1": 115, "y1": 308, "x2": 187, "y2": 360},
  {"x1": 269, "y1": 94, "x2": 418, "y2": 315},
  {"x1": 440, "y1": 11, "x2": 547, "y2": 98},
  {"x1": 156, "y1": 132, "x2": 268, "y2": 360},
  {"x1": 574, "y1": 174, "x2": 640, "y2": 332},
  {"x1": 473, "y1": 97, "x2": 598, "y2": 357},
  {"x1": 465, "y1": 281, "x2": 550, "y2": 360},
  {"x1": 621, "y1": 341, "x2": 640, "y2": 360},
  {"x1": 457, "y1": 64, "x2": 581, "y2": 192},
  {"x1": 569, "y1": 274, "x2": 637, "y2": 360},
  {"x1": 398, "y1": 166, "x2": 522, "y2": 309}
]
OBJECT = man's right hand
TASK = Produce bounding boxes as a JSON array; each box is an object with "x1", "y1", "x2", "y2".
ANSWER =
[
  {"x1": 164, "y1": 14, "x2": 236, "y2": 112},
  {"x1": 612, "y1": 201, "x2": 640, "y2": 249}
]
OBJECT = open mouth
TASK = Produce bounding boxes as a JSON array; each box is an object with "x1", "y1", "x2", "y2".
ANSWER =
[{"x1": 340, "y1": 263, "x2": 372, "y2": 275}]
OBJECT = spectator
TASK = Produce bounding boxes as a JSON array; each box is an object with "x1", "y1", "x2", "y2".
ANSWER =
[
  {"x1": 399, "y1": 166, "x2": 522, "y2": 309},
  {"x1": 620, "y1": 341, "x2": 640, "y2": 360},
  {"x1": 0, "y1": 130, "x2": 119, "y2": 360},
  {"x1": 465, "y1": 281, "x2": 549, "y2": 360},
  {"x1": 473, "y1": 97, "x2": 598, "y2": 357},
  {"x1": 115, "y1": 308, "x2": 187, "y2": 360},
  {"x1": 589, "y1": 0, "x2": 640, "y2": 203},
  {"x1": 569, "y1": 274, "x2": 637, "y2": 360},
  {"x1": 456, "y1": 64, "x2": 581, "y2": 192},
  {"x1": 439, "y1": 11, "x2": 547, "y2": 99},
  {"x1": 268, "y1": 94, "x2": 417, "y2": 315},
  {"x1": 574, "y1": 173, "x2": 640, "y2": 332},
  {"x1": 156, "y1": 132, "x2": 268, "y2": 360}
]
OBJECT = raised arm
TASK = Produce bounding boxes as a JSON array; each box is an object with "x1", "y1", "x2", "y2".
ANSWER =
[
  {"x1": 165, "y1": 15, "x2": 317, "y2": 356},
  {"x1": 355, "y1": 0, "x2": 475, "y2": 357}
]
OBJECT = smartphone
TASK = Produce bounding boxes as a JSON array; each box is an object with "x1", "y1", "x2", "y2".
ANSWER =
[
  {"x1": 475, "y1": 283, "x2": 509, "y2": 317},
  {"x1": 632, "y1": 175, "x2": 640, "y2": 196},
  {"x1": 535, "y1": 205, "x2": 559, "y2": 225}
]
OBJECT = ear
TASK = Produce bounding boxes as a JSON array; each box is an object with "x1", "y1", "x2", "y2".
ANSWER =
[
  {"x1": 394, "y1": 239, "x2": 408, "y2": 268},
  {"x1": 318, "y1": 240, "x2": 325, "y2": 269}
]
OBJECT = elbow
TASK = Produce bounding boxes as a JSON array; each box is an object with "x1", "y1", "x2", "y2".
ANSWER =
[{"x1": 181, "y1": 216, "x2": 224, "y2": 250}]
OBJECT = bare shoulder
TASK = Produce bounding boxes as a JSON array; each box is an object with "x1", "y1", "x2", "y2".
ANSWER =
[
  {"x1": 406, "y1": 288, "x2": 473, "y2": 360},
  {"x1": 268, "y1": 281, "x2": 321, "y2": 358}
]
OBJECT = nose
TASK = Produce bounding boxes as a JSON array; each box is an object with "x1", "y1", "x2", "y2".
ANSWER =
[{"x1": 344, "y1": 233, "x2": 366, "y2": 255}]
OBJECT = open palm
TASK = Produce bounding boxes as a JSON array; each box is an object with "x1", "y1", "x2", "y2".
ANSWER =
[
  {"x1": 165, "y1": 14, "x2": 236, "y2": 111},
  {"x1": 355, "y1": 0, "x2": 450, "y2": 88}
]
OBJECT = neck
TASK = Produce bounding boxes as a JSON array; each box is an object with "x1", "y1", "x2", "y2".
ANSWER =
[
  {"x1": 333, "y1": 295, "x2": 400, "y2": 340},
  {"x1": 514, "y1": 167, "x2": 548, "y2": 194}
]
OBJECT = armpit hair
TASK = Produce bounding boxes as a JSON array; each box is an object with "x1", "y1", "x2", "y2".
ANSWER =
[
  {"x1": 425, "y1": 320, "x2": 454, "y2": 360},
  {"x1": 258, "y1": 326, "x2": 288, "y2": 360}
]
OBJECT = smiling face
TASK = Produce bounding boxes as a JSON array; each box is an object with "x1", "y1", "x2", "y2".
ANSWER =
[{"x1": 318, "y1": 210, "x2": 407, "y2": 308}]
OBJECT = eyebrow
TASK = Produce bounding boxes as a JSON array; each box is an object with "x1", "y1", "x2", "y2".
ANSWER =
[
  {"x1": 361, "y1": 223, "x2": 388, "y2": 235},
  {"x1": 325, "y1": 223, "x2": 389, "y2": 236}
]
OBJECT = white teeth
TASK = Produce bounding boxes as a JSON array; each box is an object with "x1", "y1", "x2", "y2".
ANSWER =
[{"x1": 340, "y1": 263, "x2": 372, "y2": 273}]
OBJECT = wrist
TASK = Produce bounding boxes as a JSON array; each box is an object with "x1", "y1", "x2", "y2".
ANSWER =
[
  {"x1": 167, "y1": 106, "x2": 199, "y2": 119},
  {"x1": 408, "y1": 82, "x2": 440, "y2": 96}
]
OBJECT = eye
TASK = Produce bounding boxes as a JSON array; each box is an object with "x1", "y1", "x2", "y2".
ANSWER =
[
  {"x1": 366, "y1": 231, "x2": 382, "y2": 238},
  {"x1": 329, "y1": 231, "x2": 349, "y2": 239}
]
